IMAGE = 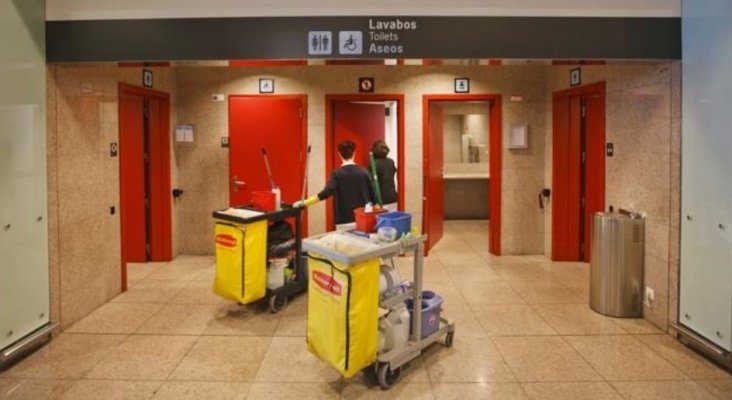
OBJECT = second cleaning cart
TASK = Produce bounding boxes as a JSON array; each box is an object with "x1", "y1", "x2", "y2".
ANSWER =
[{"x1": 303, "y1": 228, "x2": 455, "y2": 389}]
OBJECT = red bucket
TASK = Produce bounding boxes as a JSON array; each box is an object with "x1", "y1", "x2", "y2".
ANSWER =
[
  {"x1": 251, "y1": 191, "x2": 276, "y2": 211},
  {"x1": 354, "y1": 207, "x2": 387, "y2": 233}
]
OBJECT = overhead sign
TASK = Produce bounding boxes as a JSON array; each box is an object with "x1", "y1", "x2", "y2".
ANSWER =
[{"x1": 46, "y1": 16, "x2": 681, "y2": 62}]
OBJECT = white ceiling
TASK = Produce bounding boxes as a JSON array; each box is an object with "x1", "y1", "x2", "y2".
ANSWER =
[{"x1": 46, "y1": 0, "x2": 681, "y2": 21}]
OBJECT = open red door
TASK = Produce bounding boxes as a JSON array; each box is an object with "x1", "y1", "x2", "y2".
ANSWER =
[
  {"x1": 325, "y1": 99, "x2": 389, "y2": 230},
  {"x1": 228, "y1": 95, "x2": 307, "y2": 214},
  {"x1": 552, "y1": 82, "x2": 605, "y2": 262},
  {"x1": 333, "y1": 102, "x2": 385, "y2": 168},
  {"x1": 425, "y1": 102, "x2": 445, "y2": 251},
  {"x1": 119, "y1": 91, "x2": 147, "y2": 263},
  {"x1": 119, "y1": 84, "x2": 172, "y2": 291}
]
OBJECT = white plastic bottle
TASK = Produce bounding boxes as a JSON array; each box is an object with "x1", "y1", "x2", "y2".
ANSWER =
[{"x1": 272, "y1": 187, "x2": 281, "y2": 211}]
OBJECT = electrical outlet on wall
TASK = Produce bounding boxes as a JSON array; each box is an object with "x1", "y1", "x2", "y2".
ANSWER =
[{"x1": 644, "y1": 287, "x2": 655, "y2": 306}]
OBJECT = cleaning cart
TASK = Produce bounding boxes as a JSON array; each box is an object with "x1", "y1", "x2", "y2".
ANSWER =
[
  {"x1": 212, "y1": 204, "x2": 307, "y2": 313},
  {"x1": 303, "y1": 229, "x2": 455, "y2": 389}
]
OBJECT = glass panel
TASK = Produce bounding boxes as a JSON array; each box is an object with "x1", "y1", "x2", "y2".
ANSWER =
[{"x1": 0, "y1": 0, "x2": 49, "y2": 351}]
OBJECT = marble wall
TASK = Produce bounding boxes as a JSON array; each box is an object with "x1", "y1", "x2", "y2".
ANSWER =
[
  {"x1": 545, "y1": 62, "x2": 682, "y2": 331},
  {"x1": 46, "y1": 65, "x2": 178, "y2": 329},
  {"x1": 173, "y1": 65, "x2": 550, "y2": 255},
  {"x1": 46, "y1": 62, "x2": 681, "y2": 332}
]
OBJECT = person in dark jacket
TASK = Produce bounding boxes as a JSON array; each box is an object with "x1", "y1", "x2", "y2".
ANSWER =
[
  {"x1": 371, "y1": 140, "x2": 398, "y2": 210},
  {"x1": 294, "y1": 140, "x2": 375, "y2": 224}
]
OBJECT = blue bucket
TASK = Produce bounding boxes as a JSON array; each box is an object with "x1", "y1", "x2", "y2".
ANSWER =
[
  {"x1": 405, "y1": 291, "x2": 443, "y2": 339},
  {"x1": 375, "y1": 212, "x2": 412, "y2": 238}
]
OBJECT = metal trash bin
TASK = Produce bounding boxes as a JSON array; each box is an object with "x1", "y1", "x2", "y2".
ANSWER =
[{"x1": 590, "y1": 211, "x2": 645, "y2": 317}]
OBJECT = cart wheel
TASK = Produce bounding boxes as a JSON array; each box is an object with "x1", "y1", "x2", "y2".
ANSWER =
[
  {"x1": 445, "y1": 331, "x2": 455, "y2": 348},
  {"x1": 377, "y1": 362, "x2": 401, "y2": 390},
  {"x1": 268, "y1": 294, "x2": 288, "y2": 313},
  {"x1": 362, "y1": 364, "x2": 378, "y2": 385}
]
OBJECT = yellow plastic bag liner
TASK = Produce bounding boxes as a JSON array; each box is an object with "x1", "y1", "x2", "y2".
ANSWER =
[
  {"x1": 213, "y1": 220, "x2": 267, "y2": 304},
  {"x1": 307, "y1": 252, "x2": 379, "y2": 378}
]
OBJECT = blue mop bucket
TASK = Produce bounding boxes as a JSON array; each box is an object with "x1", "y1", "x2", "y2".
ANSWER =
[
  {"x1": 405, "y1": 290, "x2": 443, "y2": 338},
  {"x1": 375, "y1": 211, "x2": 412, "y2": 238}
]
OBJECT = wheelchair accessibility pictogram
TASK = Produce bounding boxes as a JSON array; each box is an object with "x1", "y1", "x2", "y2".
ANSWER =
[{"x1": 338, "y1": 31, "x2": 363, "y2": 55}]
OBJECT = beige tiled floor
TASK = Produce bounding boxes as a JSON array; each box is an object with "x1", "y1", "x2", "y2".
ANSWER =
[{"x1": 1, "y1": 221, "x2": 730, "y2": 399}]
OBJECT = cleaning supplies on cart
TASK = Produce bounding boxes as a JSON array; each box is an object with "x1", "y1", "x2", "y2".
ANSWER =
[
  {"x1": 267, "y1": 257, "x2": 288, "y2": 290},
  {"x1": 213, "y1": 220, "x2": 268, "y2": 304},
  {"x1": 375, "y1": 211, "x2": 412, "y2": 239},
  {"x1": 377, "y1": 226, "x2": 398, "y2": 242},
  {"x1": 354, "y1": 206, "x2": 388, "y2": 233},
  {"x1": 378, "y1": 304, "x2": 411, "y2": 353},
  {"x1": 272, "y1": 186, "x2": 281, "y2": 211},
  {"x1": 379, "y1": 263, "x2": 402, "y2": 299},
  {"x1": 405, "y1": 290, "x2": 443, "y2": 339}
]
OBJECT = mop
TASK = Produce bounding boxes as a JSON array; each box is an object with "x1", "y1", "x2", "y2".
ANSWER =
[{"x1": 369, "y1": 152, "x2": 384, "y2": 206}]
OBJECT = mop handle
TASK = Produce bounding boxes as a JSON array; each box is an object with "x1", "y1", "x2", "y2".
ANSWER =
[
  {"x1": 301, "y1": 145, "x2": 311, "y2": 202},
  {"x1": 369, "y1": 152, "x2": 383, "y2": 206},
  {"x1": 261, "y1": 147, "x2": 276, "y2": 189}
]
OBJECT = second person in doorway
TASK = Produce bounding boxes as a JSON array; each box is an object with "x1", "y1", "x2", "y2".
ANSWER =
[
  {"x1": 295, "y1": 140, "x2": 375, "y2": 224},
  {"x1": 370, "y1": 140, "x2": 398, "y2": 211}
]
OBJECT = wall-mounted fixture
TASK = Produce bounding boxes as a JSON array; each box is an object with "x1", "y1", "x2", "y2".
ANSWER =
[{"x1": 508, "y1": 123, "x2": 528, "y2": 149}]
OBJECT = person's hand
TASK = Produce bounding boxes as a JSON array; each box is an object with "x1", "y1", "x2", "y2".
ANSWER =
[{"x1": 293, "y1": 200, "x2": 305, "y2": 208}]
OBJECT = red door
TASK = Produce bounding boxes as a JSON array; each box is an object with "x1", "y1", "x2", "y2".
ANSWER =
[
  {"x1": 583, "y1": 92, "x2": 606, "y2": 261},
  {"x1": 228, "y1": 96, "x2": 306, "y2": 209},
  {"x1": 332, "y1": 102, "x2": 385, "y2": 168},
  {"x1": 425, "y1": 102, "x2": 445, "y2": 251},
  {"x1": 324, "y1": 101, "x2": 386, "y2": 229},
  {"x1": 120, "y1": 91, "x2": 147, "y2": 263},
  {"x1": 552, "y1": 82, "x2": 605, "y2": 262},
  {"x1": 119, "y1": 84, "x2": 172, "y2": 290},
  {"x1": 146, "y1": 96, "x2": 172, "y2": 261}
]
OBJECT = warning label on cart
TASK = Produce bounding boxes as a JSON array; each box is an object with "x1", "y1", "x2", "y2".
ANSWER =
[
  {"x1": 312, "y1": 270, "x2": 343, "y2": 296},
  {"x1": 215, "y1": 234, "x2": 238, "y2": 248}
]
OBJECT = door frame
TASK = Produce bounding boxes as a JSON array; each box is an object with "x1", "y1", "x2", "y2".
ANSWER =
[
  {"x1": 551, "y1": 81, "x2": 606, "y2": 261},
  {"x1": 118, "y1": 83, "x2": 172, "y2": 292},
  {"x1": 227, "y1": 93, "x2": 309, "y2": 229},
  {"x1": 324, "y1": 94, "x2": 405, "y2": 230},
  {"x1": 422, "y1": 94, "x2": 503, "y2": 255}
]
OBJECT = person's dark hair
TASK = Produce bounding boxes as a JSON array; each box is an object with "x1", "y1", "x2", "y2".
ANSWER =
[
  {"x1": 371, "y1": 140, "x2": 390, "y2": 159},
  {"x1": 337, "y1": 140, "x2": 356, "y2": 160}
]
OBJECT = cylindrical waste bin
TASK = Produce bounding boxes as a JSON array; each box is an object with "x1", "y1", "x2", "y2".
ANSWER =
[{"x1": 590, "y1": 211, "x2": 645, "y2": 317}]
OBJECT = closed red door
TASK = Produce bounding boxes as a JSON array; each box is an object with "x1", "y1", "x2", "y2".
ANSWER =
[
  {"x1": 332, "y1": 102, "x2": 386, "y2": 168},
  {"x1": 425, "y1": 102, "x2": 445, "y2": 251},
  {"x1": 120, "y1": 91, "x2": 147, "y2": 263},
  {"x1": 552, "y1": 83, "x2": 605, "y2": 262},
  {"x1": 229, "y1": 96, "x2": 306, "y2": 209}
]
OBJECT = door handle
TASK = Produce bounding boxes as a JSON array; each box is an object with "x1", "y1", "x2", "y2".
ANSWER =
[{"x1": 233, "y1": 175, "x2": 246, "y2": 192}]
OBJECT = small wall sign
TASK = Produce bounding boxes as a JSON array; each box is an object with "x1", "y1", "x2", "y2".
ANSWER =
[
  {"x1": 109, "y1": 142, "x2": 118, "y2": 157},
  {"x1": 606, "y1": 142, "x2": 614, "y2": 157},
  {"x1": 359, "y1": 77, "x2": 374, "y2": 93},
  {"x1": 454, "y1": 78, "x2": 470, "y2": 93},
  {"x1": 221, "y1": 136, "x2": 230, "y2": 148},
  {"x1": 259, "y1": 78, "x2": 274, "y2": 93},
  {"x1": 142, "y1": 69, "x2": 153, "y2": 88},
  {"x1": 570, "y1": 68, "x2": 581, "y2": 87}
]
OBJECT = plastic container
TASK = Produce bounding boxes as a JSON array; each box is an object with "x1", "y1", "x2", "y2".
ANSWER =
[
  {"x1": 377, "y1": 226, "x2": 398, "y2": 242},
  {"x1": 405, "y1": 291, "x2": 443, "y2": 339},
  {"x1": 376, "y1": 212, "x2": 412, "y2": 238},
  {"x1": 379, "y1": 264, "x2": 401, "y2": 298},
  {"x1": 354, "y1": 207, "x2": 388, "y2": 233},
  {"x1": 378, "y1": 304, "x2": 410, "y2": 353},
  {"x1": 252, "y1": 191, "x2": 276, "y2": 211},
  {"x1": 271, "y1": 187, "x2": 281, "y2": 211},
  {"x1": 267, "y1": 258, "x2": 288, "y2": 290}
]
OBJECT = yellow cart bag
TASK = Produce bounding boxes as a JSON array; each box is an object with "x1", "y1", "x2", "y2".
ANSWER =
[
  {"x1": 213, "y1": 220, "x2": 267, "y2": 304},
  {"x1": 306, "y1": 253, "x2": 380, "y2": 378}
]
